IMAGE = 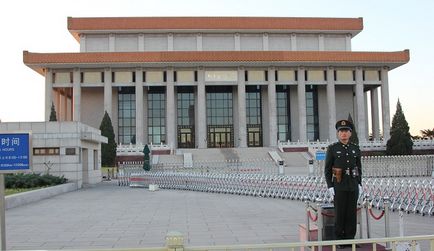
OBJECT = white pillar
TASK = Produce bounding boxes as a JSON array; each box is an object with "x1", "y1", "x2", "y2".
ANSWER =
[
  {"x1": 138, "y1": 34, "x2": 144, "y2": 51},
  {"x1": 45, "y1": 69, "x2": 53, "y2": 121},
  {"x1": 104, "y1": 68, "x2": 113, "y2": 118},
  {"x1": 346, "y1": 34, "x2": 352, "y2": 51},
  {"x1": 291, "y1": 33, "x2": 297, "y2": 51},
  {"x1": 263, "y1": 33, "x2": 269, "y2": 51},
  {"x1": 381, "y1": 67, "x2": 391, "y2": 141},
  {"x1": 326, "y1": 67, "x2": 337, "y2": 141},
  {"x1": 143, "y1": 87, "x2": 148, "y2": 144},
  {"x1": 371, "y1": 87, "x2": 380, "y2": 140},
  {"x1": 235, "y1": 33, "x2": 241, "y2": 51},
  {"x1": 80, "y1": 34, "x2": 86, "y2": 52},
  {"x1": 297, "y1": 67, "x2": 307, "y2": 142},
  {"x1": 109, "y1": 34, "x2": 115, "y2": 52},
  {"x1": 319, "y1": 34, "x2": 324, "y2": 51},
  {"x1": 238, "y1": 68, "x2": 247, "y2": 147},
  {"x1": 197, "y1": 69, "x2": 207, "y2": 148},
  {"x1": 365, "y1": 92, "x2": 369, "y2": 139},
  {"x1": 73, "y1": 69, "x2": 81, "y2": 122},
  {"x1": 135, "y1": 68, "x2": 144, "y2": 144},
  {"x1": 166, "y1": 69, "x2": 176, "y2": 148},
  {"x1": 62, "y1": 89, "x2": 68, "y2": 121},
  {"x1": 197, "y1": 33, "x2": 203, "y2": 51},
  {"x1": 54, "y1": 90, "x2": 60, "y2": 121},
  {"x1": 267, "y1": 67, "x2": 277, "y2": 146},
  {"x1": 355, "y1": 67, "x2": 366, "y2": 140},
  {"x1": 168, "y1": 33, "x2": 173, "y2": 51}
]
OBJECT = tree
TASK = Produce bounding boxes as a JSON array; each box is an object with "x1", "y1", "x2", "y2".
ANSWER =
[
  {"x1": 420, "y1": 128, "x2": 434, "y2": 139},
  {"x1": 347, "y1": 113, "x2": 359, "y2": 145},
  {"x1": 49, "y1": 102, "x2": 57, "y2": 121},
  {"x1": 142, "y1": 144, "x2": 151, "y2": 171},
  {"x1": 386, "y1": 100, "x2": 413, "y2": 155},
  {"x1": 99, "y1": 111, "x2": 117, "y2": 167}
]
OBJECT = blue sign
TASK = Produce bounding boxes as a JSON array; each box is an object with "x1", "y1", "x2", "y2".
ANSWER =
[
  {"x1": 315, "y1": 151, "x2": 326, "y2": 161},
  {"x1": 0, "y1": 133, "x2": 31, "y2": 173}
]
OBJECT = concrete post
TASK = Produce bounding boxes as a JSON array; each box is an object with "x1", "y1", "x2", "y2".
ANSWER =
[
  {"x1": 166, "y1": 69, "x2": 176, "y2": 149},
  {"x1": 371, "y1": 87, "x2": 380, "y2": 140},
  {"x1": 237, "y1": 68, "x2": 247, "y2": 147},
  {"x1": 73, "y1": 69, "x2": 81, "y2": 122},
  {"x1": 104, "y1": 68, "x2": 113, "y2": 118},
  {"x1": 135, "y1": 68, "x2": 144, "y2": 144},
  {"x1": 197, "y1": 69, "x2": 206, "y2": 148},
  {"x1": 381, "y1": 68, "x2": 391, "y2": 141},
  {"x1": 45, "y1": 69, "x2": 53, "y2": 121},
  {"x1": 355, "y1": 67, "x2": 366, "y2": 140},
  {"x1": 326, "y1": 67, "x2": 337, "y2": 142},
  {"x1": 267, "y1": 67, "x2": 277, "y2": 147},
  {"x1": 297, "y1": 67, "x2": 307, "y2": 142}
]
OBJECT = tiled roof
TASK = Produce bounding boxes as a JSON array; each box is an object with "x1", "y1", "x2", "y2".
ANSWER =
[
  {"x1": 68, "y1": 17, "x2": 363, "y2": 40},
  {"x1": 23, "y1": 50, "x2": 409, "y2": 75}
]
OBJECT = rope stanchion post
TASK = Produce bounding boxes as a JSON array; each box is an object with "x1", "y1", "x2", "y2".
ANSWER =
[
  {"x1": 364, "y1": 194, "x2": 371, "y2": 239},
  {"x1": 384, "y1": 196, "x2": 391, "y2": 250},
  {"x1": 304, "y1": 196, "x2": 310, "y2": 242},
  {"x1": 316, "y1": 199, "x2": 323, "y2": 251}
]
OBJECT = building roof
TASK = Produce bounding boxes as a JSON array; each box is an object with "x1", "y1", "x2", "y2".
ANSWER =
[
  {"x1": 24, "y1": 50, "x2": 409, "y2": 75},
  {"x1": 68, "y1": 16, "x2": 363, "y2": 41}
]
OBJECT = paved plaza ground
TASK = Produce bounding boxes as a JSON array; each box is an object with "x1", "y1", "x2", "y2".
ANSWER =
[{"x1": 5, "y1": 180, "x2": 434, "y2": 250}]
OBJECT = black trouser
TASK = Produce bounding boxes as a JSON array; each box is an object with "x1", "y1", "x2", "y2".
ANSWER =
[{"x1": 334, "y1": 189, "x2": 358, "y2": 239}]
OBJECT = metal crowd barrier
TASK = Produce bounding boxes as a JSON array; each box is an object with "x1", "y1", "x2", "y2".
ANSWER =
[
  {"x1": 118, "y1": 169, "x2": 434, "y2": 216},
  {"x1": 314, "y1": 155, "x2": 434, "y2": 178}
]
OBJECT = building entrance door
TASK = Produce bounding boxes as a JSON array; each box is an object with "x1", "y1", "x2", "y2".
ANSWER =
[
  {"x1": 207, "y1": 126, "x2": 233, "y2": 148},
  {"x1": 247, "y1": 126, "x2": 262, "y2": 147},
  {"x1": 178, "y1": 126, "x2": 195, "y2": 148}
]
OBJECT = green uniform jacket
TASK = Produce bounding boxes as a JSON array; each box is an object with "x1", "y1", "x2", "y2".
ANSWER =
[{"x1": 324, "y1": 142, "x2": 362, "y2": 191}]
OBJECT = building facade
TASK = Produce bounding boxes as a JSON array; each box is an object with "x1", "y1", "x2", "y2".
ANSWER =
[{"x1": 24, "y1": 17, "x2": 409, "y2": 150}]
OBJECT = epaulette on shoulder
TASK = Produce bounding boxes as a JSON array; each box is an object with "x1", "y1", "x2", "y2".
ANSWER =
[
  {"x1": 350, "y1": 142, "x2": 359, "y2": 146},
  {"x1": 328, "y1": 142, "x2": 339, "y2": 147}
]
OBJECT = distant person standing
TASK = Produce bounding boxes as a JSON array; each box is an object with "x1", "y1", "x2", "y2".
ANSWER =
[{"x1": 325, "y1": 120, "x2": 362, "y2": 247}]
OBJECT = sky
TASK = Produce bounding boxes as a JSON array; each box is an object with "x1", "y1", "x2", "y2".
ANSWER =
[{"x1": 0, "y1": 0, "x2": 433, "y2": 136}]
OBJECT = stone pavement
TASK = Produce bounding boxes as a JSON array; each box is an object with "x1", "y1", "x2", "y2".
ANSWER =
[{"x1": 5, "y1": 180, "x2": 434, "y2": 250}]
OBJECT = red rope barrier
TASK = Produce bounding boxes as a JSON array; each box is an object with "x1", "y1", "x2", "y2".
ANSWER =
[
  {"x1": 307, "y1": 210, "x2": 318, "y2": 222},
  {"x1": 368, "y1": 208, "x2": 385, "y2": 220}
]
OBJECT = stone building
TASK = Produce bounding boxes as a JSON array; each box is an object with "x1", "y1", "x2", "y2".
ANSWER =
[{"x1": 23, "y1": 16, "x2": 409, "y2": 150}]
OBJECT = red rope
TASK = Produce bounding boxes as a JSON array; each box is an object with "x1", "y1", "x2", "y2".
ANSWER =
[
  {"x1": 308, "y1": 210, "x2": 318, "y2": 222},
  {"x1": 368, "y1": 208, "x2": 385, "y2": 220}
]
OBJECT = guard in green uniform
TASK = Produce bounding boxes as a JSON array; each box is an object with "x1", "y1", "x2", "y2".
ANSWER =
[{"x1": 324, "y1": 120, "x2": 362, "y2": 246}]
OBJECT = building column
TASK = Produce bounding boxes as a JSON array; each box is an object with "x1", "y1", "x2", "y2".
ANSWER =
[
  {"x1": 326, "y1": 67, "x2": 337, "y2": 142},
  {"x1": 238, "y1": 67, "x2": 247, "y2": 147},
  {"x1": 197, "y1": 69, "x2": 207, "y2": 148},
  {"x1": 267, "y1": 67, "x2": 277, "y2": 147},
  {"x1": 73, "y1": 69, "x2": 81, "y2": 122},
  {"x1": 381, "y1": 67, "x2": 391, "y2": 141},
  {"x1": 355, "y1": 67, "x2": 366, "y2": 141},
  {"x1": 104, "y1": 68, "x2": 113, "y2": 118},
  {"x1": 109, "y1": 34, "x2": 115, "y2": 52},
  {"x1": 371, "y1": 87, "x2": 380, "y2": 140},
  {"x1": 45, "y1": 69, "x2": 53, "y2": 121},
  {"x1": 319, "y1": 34, "x2": 324, "y2": 51},
  {"x1": 235, "y1": 33, "x2": 241, "y2": 51},
  {"x1": 54, "y1": 90, "x2": 61, "y2": 121},
  {"x1": 143, "y1": 87, "x2": 148, "y2": 145},
  {"x1": 345, "y1": 34, "x2": 352, "y2": 51},
  {"x1": 80, "y1": 34, "x2": 86, "y2": 52},
  {"x1": 138, "y1": 34, "x2": 144, "y2": 51},
  {"x1": 61, "y1": 89, "x2": 68, "y2": 121},
  {"x1": 263, "y1": 33, "x2": 269, "y2": 51},
  {"x1": 166, "y1": 68, "x2": 176, "y2": 149},
  {"x1": 297, "y1": 67, "x2": 307, "y2": 142},
  {"x1": 135, "y1": 68, "x2": 144, "y2": 144},
  {"x1": 291, "y1": 33, "x2": 297, "y2": 51}
]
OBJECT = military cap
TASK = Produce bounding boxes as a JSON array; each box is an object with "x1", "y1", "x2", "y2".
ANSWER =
[{"x1": 335, "y1": 119, "x2": 353, "y2": 131}]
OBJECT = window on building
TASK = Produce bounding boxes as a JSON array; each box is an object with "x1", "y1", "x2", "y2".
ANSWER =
[
  {"x1": 65, "y1": 148, "x2": 76, "y2": 155},
  {"x1": 148, "y1": 87, "x2": 166, "y2": 144},
  {"x1": 177, "y1": 87, "x2": 195, "y2": 148},
  {"x1": 118, "y1": 87, "x2": 136, "y2": 144},
  {"x1": 246, "y1": 85, "x2": 263, "y2": 147},
  {"x1": 33, "y1": 147, "x2": 60, "y2": 156},
  {"x1": 306, "y1": 85, "x2": 319, "y2": 141},
  {"x1": 276, "y1": 85, "x2": 291, "y2": 141}
]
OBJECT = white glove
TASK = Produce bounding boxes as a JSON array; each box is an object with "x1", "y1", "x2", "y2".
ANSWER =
[
  {"x1": 328, "y1": 187, "x2": 335, "y2": 197},
  {"x1": 358, "y1": 185, "x2": 363, "y2": 193}
]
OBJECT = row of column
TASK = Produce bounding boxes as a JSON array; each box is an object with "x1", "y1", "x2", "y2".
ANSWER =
[{"x1": 45, "y1": 67, "x2": 391, "y2": 146}]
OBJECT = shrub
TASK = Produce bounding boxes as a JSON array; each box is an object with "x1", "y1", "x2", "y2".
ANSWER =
[{"x1": 5, "y1": 173, "x2": 67, "y2": 189}]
